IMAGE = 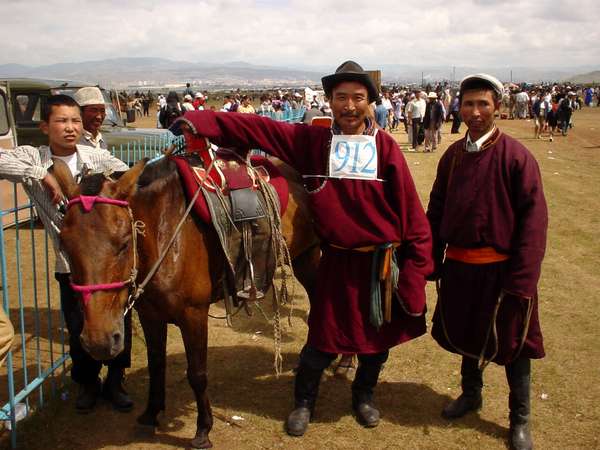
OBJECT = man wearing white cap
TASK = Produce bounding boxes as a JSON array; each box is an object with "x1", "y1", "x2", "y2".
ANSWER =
[
  {"x1": 422, "y1": 92, "x2": 444, "y2": 152},
  {"x1": 182, "y1": 94, "x2": 195, "y2": 112},
  {"x1": 427, "y1": 73, "x2": 547, "y2": 450},
  {"x1": 74, "y1": 87, "x2": 107, "y2": 150}
]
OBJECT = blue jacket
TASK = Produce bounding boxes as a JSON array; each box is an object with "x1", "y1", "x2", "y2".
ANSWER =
[{"x1": 375, "y1": 104, "x2": 388, "y2": 129}]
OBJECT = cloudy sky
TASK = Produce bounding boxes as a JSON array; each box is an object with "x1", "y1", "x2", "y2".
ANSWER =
[{"x1": 1, "y1": 0, "x2": 599, "y2": 70}]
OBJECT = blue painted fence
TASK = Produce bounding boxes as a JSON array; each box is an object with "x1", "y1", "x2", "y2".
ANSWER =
[{"x1": 258, "y1": 107, "x2": 305, "y2": 123}]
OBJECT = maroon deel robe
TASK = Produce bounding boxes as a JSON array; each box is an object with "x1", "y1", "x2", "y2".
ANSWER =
[
  {"x1": 182, "y1": 111, "x2": 433, "y2": 354},
  {"x1": 427, "y1": 130, "x2": 547, "y2": 364}
]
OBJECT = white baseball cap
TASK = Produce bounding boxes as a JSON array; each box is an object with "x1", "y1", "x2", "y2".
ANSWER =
[
  {"x1": 460, "y1": 73, "x2": 504, "y2": 97},
  {"x1": 74, "y1": 87, "x2": 104, "y2": 107}
]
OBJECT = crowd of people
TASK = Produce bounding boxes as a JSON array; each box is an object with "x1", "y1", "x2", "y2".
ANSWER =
[
  {"x1": 134, "y1": 79, "x2": 597, "y2": 156},
  {"x1": 357, "y1": 81, "x2": 597, "y2": 151}
]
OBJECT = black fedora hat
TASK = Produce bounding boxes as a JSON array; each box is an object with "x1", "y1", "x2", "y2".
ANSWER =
[{"x1": 322, "y1": 61, "x2": 378, "y2": 103}]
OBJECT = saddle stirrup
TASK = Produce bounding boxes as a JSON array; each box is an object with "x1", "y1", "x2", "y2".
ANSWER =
[{"x1": 236, "y1": 222, "x2": 265, "y2": 301}]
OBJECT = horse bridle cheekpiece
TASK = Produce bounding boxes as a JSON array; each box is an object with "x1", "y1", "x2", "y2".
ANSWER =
[{"x1": 67, "y1": 195, "x2": 146, "y2": 316}]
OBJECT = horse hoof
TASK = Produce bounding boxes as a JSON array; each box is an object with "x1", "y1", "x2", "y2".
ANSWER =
[
  {"x1": 134, "y1": 422, "x2": 156, "y2": 437},
  {"x1": 190, "y1": 435, "x2": 213, "y2": 449}
]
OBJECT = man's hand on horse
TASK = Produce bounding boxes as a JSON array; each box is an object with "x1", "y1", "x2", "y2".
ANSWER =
[{"x1": 42, "y1": 173, "x2": 66, "y2": 204}]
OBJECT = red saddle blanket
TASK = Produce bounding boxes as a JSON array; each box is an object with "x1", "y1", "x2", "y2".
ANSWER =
[{"x1": 171, "y1": 154, "x2": 289, "y2": 224}]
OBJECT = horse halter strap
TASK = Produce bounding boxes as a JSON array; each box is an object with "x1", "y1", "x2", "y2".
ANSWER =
[{"x1": 67, "y1": 195, "x2": 145, "y2": 311}]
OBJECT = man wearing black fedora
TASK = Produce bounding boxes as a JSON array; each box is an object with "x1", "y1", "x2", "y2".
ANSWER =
[{"x1": 169, "y1": 60, "x2": 433, "y2": 437}]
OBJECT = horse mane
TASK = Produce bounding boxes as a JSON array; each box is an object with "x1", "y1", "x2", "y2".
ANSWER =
[
  {"x1": 79, "y1": 171, "x2": 128, "y2": 196},
  {"x1": 79, "y1": 173, "x2": 109, "y2": 195},
  {"x1": 137, "y1": 156, "x2": 179, "y2": 191}
]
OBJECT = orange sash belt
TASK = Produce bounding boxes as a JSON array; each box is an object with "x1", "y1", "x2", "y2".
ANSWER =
[{"x1": 445, "y1": 246, "x2": 509, "y2": 264}]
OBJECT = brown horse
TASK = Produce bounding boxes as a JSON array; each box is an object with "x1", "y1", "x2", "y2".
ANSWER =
[{"x1": 52, "y1": 155, "x2": 320, "y2": 448}]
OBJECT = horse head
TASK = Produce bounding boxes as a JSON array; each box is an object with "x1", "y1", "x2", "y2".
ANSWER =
[{"x1": 53, "y1": 158, "x2": 147, "y2": 360}]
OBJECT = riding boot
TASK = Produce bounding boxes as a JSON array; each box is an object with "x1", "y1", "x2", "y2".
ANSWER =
[
  {"x1": 506, "y1": 357, "x2": 533, "y2": 450},
  {"x1": 442, "y1": 356, "x2": 483, "y2": 419},
  {"x1": 285, "y1": 363, "x2": 325, "y2": 436},
  {"x1": 351, "y1": 351, "x2": 388, "y2": 428},
  {"x1": 75, "y1": 378, "x2": 101, "y2": 414},
  {"x1": 103, "y1": 367, "x2": 134, "y2": 412}
]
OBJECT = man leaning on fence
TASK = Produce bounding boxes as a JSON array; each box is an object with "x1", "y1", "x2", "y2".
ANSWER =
[{"x1": 0, "y1": 95, "x2": 135, "y2": 414}]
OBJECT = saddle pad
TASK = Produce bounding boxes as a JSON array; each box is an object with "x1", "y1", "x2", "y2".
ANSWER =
[{"x1": 172, "y1": 155, "x2": 289, "y2": 224}]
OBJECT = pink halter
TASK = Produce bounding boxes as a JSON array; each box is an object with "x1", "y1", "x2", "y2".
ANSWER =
[
  {"x1": 67, "y1": 195, "x2": 129, "y2": 212},
  {"x1": 67, "y1": 195, "x2": 136, "y2": 306}
]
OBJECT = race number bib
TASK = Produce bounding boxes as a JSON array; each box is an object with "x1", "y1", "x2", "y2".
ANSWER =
[{"x1": 328, "y1": 134, "x2": 378, "y2": 180}]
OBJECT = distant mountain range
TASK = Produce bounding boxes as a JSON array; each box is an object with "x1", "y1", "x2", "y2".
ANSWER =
[
  {"x1": 567, "y1": 71, "x2": 600, "y2": 84},
  {"x1": 0, "y1": 58, "x2": 324, "y2": 89},
  {"x1": 0, "y1": 57, "x2": 597, "y2": 89}
]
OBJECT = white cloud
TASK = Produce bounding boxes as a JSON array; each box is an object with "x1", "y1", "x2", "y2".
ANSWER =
[{"x1": 0, "y1": 0, "x2": 599, "y2": 69}]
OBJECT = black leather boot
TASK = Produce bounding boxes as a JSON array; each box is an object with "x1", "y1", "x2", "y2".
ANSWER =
[
  {"x1": 285, "y1": 364, "x2": 324, "y2": 437},
  {"x1": 103, "y1": 368, "x2": 134, "y2": 412},
  {"x1": 442, "y1": 357, "x2": 483, "y2": 419},
  {"x1": 75, "y1": 378, "x2": 101, "y2": 414},
  {"x1": 351, "y1": 352, "x2": 387, "y2": 428},
  {"x1": 506, "y1": 357, "x2": 533, "y2": 450}
]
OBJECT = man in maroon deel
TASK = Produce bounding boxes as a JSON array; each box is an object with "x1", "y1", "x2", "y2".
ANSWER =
[
  {"x1": 427, "y1": 73, "x2": 547, "y2": 450},
  {"x1": 171, "y1": 61, "x2": 433, "y2": 436}
]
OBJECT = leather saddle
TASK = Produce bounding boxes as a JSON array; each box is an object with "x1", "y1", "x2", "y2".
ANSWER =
[{"x1": 171, "y1": 137, "x2": 288, "y2": 306}]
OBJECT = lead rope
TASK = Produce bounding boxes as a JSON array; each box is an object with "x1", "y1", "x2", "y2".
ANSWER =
[
  {"x1": 436, "y1": 279, "x2": 535, "y2": 371},
  {"x1": 256, "y1": 172, "x2": 295, "y2": 376}
]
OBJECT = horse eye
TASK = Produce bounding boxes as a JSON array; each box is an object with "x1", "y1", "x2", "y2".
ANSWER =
[{"x1": 119, "y1": 241, "x2": 129, "y2": 253}]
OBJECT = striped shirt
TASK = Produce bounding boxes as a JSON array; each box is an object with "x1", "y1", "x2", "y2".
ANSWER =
[{"x1": 0, "y1": 144, "x2": 129, "y2": 273}]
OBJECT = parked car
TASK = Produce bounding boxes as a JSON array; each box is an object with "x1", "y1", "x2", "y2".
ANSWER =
[
  {"x1": 0, "y1": 81, "x2": 34, "y2": 227},
  {"x1": 0, "y1": 78, "x2": 173, "y2": 160}
]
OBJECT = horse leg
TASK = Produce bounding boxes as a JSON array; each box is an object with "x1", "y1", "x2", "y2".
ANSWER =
[
  {"x1": 291, "y1": 244, "x2": 320, "y2": 300},
  {"x1": 179, "y1": 305, "x2": 213, "y2": 449},
  {"x1": 137, "y1": 313, "x2": 167, "y2": 428}
]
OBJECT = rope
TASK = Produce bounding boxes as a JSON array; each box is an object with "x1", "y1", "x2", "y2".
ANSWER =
[
  {"x1": 215, "y1": 148, "x2": 294, "y2": 376},
  {"x1": 435, "y1": 277, "x2": 534, "y2": 371}
]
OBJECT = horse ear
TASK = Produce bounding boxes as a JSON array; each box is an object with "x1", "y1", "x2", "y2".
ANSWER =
[
  {"x1": 115, "y1": 158, "x2": 147, "y2": 199},
  {"x1": 50, "y1": 158, "x2": 79, "y2": 199}
]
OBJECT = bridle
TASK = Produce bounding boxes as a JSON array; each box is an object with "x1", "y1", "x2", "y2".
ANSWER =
[{"x1": 67, "y1": 195, "x2": 145, "y2": 316}]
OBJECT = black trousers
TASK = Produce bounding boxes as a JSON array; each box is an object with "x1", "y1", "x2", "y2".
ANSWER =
[
  {"x1": 55, "y1": 273, "x2": 132, "y2": 384},
  {"x1": 299, "y1": 346, "x2": 389, "y2": 372},
  {"x1": 451, "y1": 112, "x2": 462, "y2": 134},
  {"x1": 411, "y1": 118, "x2": 422, "y2": 148}
]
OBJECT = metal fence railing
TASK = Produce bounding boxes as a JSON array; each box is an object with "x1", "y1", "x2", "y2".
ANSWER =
[
  {"x1": 109, "y1": 133, "x2": 186, "y2": 166},
  {"x1": 0, "y1": 184, "x2": 68, "y2": 449},
  {"x1": 257, "y1": 107, "x2": 306, "y2": 123}
]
